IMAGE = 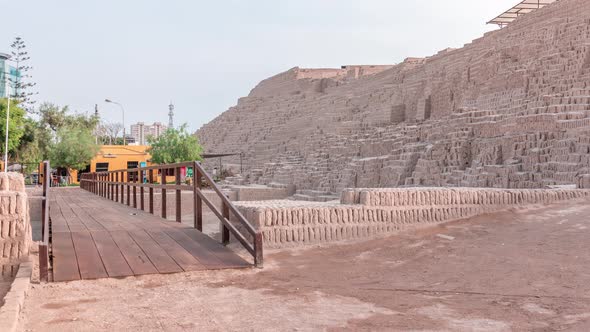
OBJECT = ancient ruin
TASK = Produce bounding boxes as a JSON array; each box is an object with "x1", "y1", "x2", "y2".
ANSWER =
[
  {"x1": 197, "y1": 0, "x2": 590, "y2": 194},
  {"x1": 0, "y1": 174, "x2": 30, "y2": 278}
]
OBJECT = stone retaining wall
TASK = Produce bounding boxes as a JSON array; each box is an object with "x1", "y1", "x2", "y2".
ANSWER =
[
  {"x1": 341, "y1": 187, "x2": 590, "y2": 206},
  {"x1": 235, "y1": 188, "x2": 590, "y2": 248},
  {"x1": 0, "y1": 174, "x2": 30, "y2": 279}
]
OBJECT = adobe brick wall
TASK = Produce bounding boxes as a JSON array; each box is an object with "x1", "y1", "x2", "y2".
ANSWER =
[
  {"x1": 0, "y1": 174, "x2": 30, "y2": 279},
  {"x1": 235, "y1": 188, "x2": 590, "y2": 248}
]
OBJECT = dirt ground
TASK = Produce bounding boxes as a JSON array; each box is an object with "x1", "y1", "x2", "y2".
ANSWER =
[
  {"x1": 17, "y1": 199, "x2": 590, "y2": 331},
  {"x1": 0, "y1": 279, "x2": 11, "y2": 307}
]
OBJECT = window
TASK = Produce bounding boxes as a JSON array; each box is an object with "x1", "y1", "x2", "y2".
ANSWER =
[
  {"x1": 96, "y1": 163, "x2": 109, "y2": 172},
  {"x1": 127, "y1": 161, "x2": 139, "y2": 181}
]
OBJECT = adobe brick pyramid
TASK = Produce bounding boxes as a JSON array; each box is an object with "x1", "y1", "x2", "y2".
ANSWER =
[{"x1": 197, "y1": 0, "x2": 590, "y2": 193}]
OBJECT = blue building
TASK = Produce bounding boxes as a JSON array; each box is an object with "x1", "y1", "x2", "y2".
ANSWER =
[{"x1": 0, "y1": 53, "x2": 20, "y2": 98}]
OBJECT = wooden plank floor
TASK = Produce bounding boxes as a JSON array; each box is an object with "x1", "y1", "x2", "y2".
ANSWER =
[{"x1": 49, "y1": 188, "x2": 250, "y2": 282}]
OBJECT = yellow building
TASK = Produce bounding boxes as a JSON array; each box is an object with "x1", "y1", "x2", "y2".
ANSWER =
[
  {"x1": 69, "y1": 145, "x2": 152, "y2": 184},
  {"x1": 43, "y1": 145, "x2": 182, "y2": 185}
]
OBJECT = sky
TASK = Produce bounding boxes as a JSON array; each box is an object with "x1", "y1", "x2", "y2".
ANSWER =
[{"x1": 1, "y1": 0, "x2": 516, "y2": 132}]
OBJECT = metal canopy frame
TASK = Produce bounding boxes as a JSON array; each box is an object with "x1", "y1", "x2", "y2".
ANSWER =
[{"x1": 487, "y1": 0, "x2": 558, "y2": 27}]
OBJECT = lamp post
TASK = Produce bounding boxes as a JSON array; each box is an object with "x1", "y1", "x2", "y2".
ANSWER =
[
  {"x1": 105, "y1": 99, "x2": 126, "y2": 145},
  {"x1": 4, "y1": 83, "x2": 10, "y2": 172},
  {"x1": 1, "y1": 54, "x2": 13, "y2": 173}
]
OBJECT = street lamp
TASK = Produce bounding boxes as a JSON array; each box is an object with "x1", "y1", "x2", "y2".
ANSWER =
[
  {"x1": 105, "y1": 99, "x2": 126, "y2": 145},
  {"x1": 1, "y1": 53, "x2": 13, "y2": 172},
  {"x1": 4, "y1": 82, "x2": 10, "y2": 172}
]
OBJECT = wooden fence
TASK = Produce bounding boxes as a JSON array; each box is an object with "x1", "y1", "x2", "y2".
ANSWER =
[{"x1": 80, "y1": 161, "x2": 263, "y2": 267}]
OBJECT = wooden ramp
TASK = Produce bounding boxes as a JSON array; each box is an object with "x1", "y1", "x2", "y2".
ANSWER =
[{"x1": 49, "y1": 188, "x2": 250, "y2": 282}]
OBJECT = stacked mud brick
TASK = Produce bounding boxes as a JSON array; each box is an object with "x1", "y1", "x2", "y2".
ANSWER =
[
  {"x1": 0, "y1": 174, "x2": 30, "y2": 279},
  {"x1": 197, "y1": 0, "x2": 590, "y2": 193},
  {"x1": 235, "y1": 188, "x2": 590, "y2": 248}
]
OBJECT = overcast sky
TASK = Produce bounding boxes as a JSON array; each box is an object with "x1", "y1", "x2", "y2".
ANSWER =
[{"x1": 1, "y1": 0, "x2": 515, "y2": 132}]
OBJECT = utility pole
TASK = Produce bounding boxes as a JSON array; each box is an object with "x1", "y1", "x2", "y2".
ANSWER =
[
  {"x1": 4, "y1": 83, "x2": 10, "y2": 172},
  {"x1": 94, "y1": 104, "x2": 99, "y2": 144},
  {"x1": 168, "y1": 102, "x2": 174, "y2": 129}
]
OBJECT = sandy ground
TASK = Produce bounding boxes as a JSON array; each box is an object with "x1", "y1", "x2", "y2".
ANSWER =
[{"x1": 16, "y1": 198, "x2": 590, "y2": 331}]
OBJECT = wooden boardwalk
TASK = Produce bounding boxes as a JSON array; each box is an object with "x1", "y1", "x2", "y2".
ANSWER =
[{"x1": 49, "y1": 188, "x2": 250, "y2": 282}]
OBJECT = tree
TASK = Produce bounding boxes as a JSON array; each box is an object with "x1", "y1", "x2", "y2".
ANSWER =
[
  {"x1": 15, "y1": 117, "x2": 42, "y2": 164},
  {"x1": 38, "y1": 103, "x2": 98, "y2": 132},
  {"x1": 12, "y1": 102, "x2": 100, "y2": 170},
  {"x1": 10, "y1": 37, "x2": 37, "y2": 111},
  {"x1": 49, "y1": 126, "x2": 99, "y2": 180},
  {"x1": 0, "y1": 98, "x2": 26, "y2": 158},
  {"x1": 96, "y1": 121, "x2": 123, "y2": 145},
  {"x1": 148, "y1": 124, "x2": 203, "y2": 164}
]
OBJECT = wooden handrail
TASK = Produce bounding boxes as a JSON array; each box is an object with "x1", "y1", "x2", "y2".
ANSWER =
[{"x1": 80, "y1": 161, "x2": 263, "y2": 267}]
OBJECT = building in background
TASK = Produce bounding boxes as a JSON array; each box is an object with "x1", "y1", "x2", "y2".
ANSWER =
[
  {"x1": 0, "y1": 53, "x2": 20, "y2": 98},
  {"x1": 64, "y1": 145, "x2": 178, "y2": 184},
  {"x1": 130, "y1": 122, "x2": 167, "y2": 145}
]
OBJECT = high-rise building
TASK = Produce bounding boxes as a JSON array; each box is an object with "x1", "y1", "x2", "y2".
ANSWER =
[
  {"x1": 0, "y1": 53, "x2": 20, "y2": 98},
  {"x1": 130, "y1": 122, "x2": 167, "y2": 145}
]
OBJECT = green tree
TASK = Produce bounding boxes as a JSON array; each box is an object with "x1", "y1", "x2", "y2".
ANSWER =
[
  {"x1": 17, "y1": 103, "x2": 99, "y2": 160},
  {"x1": 0, "y1": 98, "x2": 26, "y2": 158},
  {"x1": 10, "y1": 37, "x2": 37, "y2": 111},
  {"x1": 15, "y1": 117, "x2": 42, "y2": 164},
  {"x1": 49, "y1": 126, "x2": 99, "y2": 180},
  {"x1": 148, "y1": 124, "x2": 203, "y2": 164},
  {"x1": 38, "y1": 103, "x2": 98, "y2": 132}
]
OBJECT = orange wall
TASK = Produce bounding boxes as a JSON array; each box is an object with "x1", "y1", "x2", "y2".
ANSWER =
[{"x1": 69, "y1": 145, "x2": 176, "y2": 184}]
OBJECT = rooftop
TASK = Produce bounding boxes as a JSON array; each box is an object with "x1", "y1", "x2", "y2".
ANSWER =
[{"x1": 488, "y1": 0, "x2": 559, "y2": 27}]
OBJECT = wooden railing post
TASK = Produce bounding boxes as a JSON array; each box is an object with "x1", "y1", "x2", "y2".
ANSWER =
[
  {"x1": 254, "y1": 233, "x2": 264, "y2": 268},
  {"x1": 110, "y1": 173, "x2": 114, "y2": 200},
  {"x1": 115, "y1": 172, "x2": 119, "y2": 202},
  {"x1": 126, "y1": 170, "x2": 130, "y2": 206},
  {"x1": 149, "y1": 169, "x2": 154, "y2": 214},
  {"x1": 41, "y1": 161, "x2": 49, "y2": 244},
  {"x1": 221, "y1": 200, "x2": 230, "y2": 245},
  {"x1": 120, "y1": 171, "x2": 124, "y2": 204},
  {"x1": 39, "y1": 160, "x2": 50, "y2": 281},
  {"x1": 140, "y1": 169, "x2": 145, "y2": 211},
  {"x1": 193, "y1": 164, "x2": 202, "y2": 231},
  {"x1": 161, "y1": 169, "x2": 167, "y2": 219},
  {"x1": 133, "y1": 169, "x2": 137, "y2": 208},
  {"x1": 175, "y1": 167, "x2": 181, "y2": 223}
]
